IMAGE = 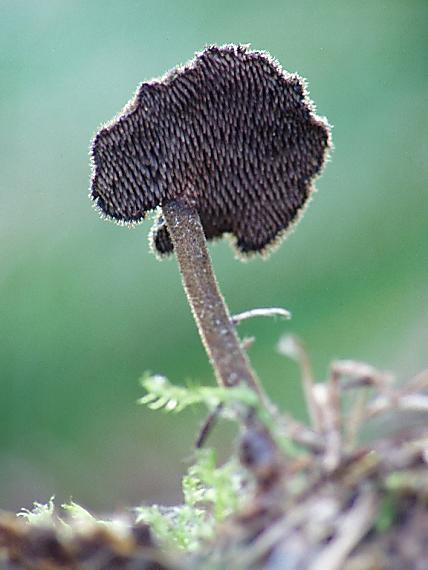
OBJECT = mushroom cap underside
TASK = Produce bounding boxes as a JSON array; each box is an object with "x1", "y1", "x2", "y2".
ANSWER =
[{"x1": 90, "y1": 44, "x2": 331, "y2": 256}]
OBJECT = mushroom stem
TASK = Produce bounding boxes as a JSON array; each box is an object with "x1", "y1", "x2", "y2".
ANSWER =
[{"x1": 161, "y1": 199, "x2": 263, "y2": 398}]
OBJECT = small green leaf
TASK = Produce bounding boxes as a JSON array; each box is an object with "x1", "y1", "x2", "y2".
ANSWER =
[{"x1": 17, "y1": 497, "x2": 56, "y2": 526}]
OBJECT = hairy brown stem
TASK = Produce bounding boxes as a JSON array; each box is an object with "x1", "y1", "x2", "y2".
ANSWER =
[{"x1": 161, "y1": 199, "x2": 263, "y2": 397}]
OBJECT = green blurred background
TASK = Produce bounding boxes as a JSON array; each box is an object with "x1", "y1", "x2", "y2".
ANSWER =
[{"x1": 1, "y1": 0, "x2": 427, "y2": 512}]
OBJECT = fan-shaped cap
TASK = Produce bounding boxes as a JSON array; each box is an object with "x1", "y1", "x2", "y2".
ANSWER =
[{"x1": 90, "y1": 44, "x2": 331, "y2": 257}]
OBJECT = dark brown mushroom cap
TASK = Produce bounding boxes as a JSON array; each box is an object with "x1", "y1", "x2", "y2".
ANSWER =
[{"x1": 90, "y1": 44, "x2": 331, "y2": 256}]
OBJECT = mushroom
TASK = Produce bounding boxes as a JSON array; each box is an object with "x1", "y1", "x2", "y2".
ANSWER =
[{"x1": 90, "y1": 44, "x2": 331, "y2": 400}]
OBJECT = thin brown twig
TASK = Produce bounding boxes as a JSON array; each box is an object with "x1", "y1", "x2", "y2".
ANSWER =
[
  {"x1": 277, "y1": 335, "x2": 322, "y2": 432},
  {"x1": 195, "y1": 404, "x2": 223, "y2": 449}
]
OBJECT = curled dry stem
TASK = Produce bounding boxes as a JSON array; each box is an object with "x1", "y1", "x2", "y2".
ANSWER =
[{"x1": 231, "y1": 307, "x2": 291, "y2": 325}]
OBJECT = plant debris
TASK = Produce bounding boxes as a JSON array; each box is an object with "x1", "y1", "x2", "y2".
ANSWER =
[{"x1": 1, "y1": 339, "x2": 427, "y2": 569}]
